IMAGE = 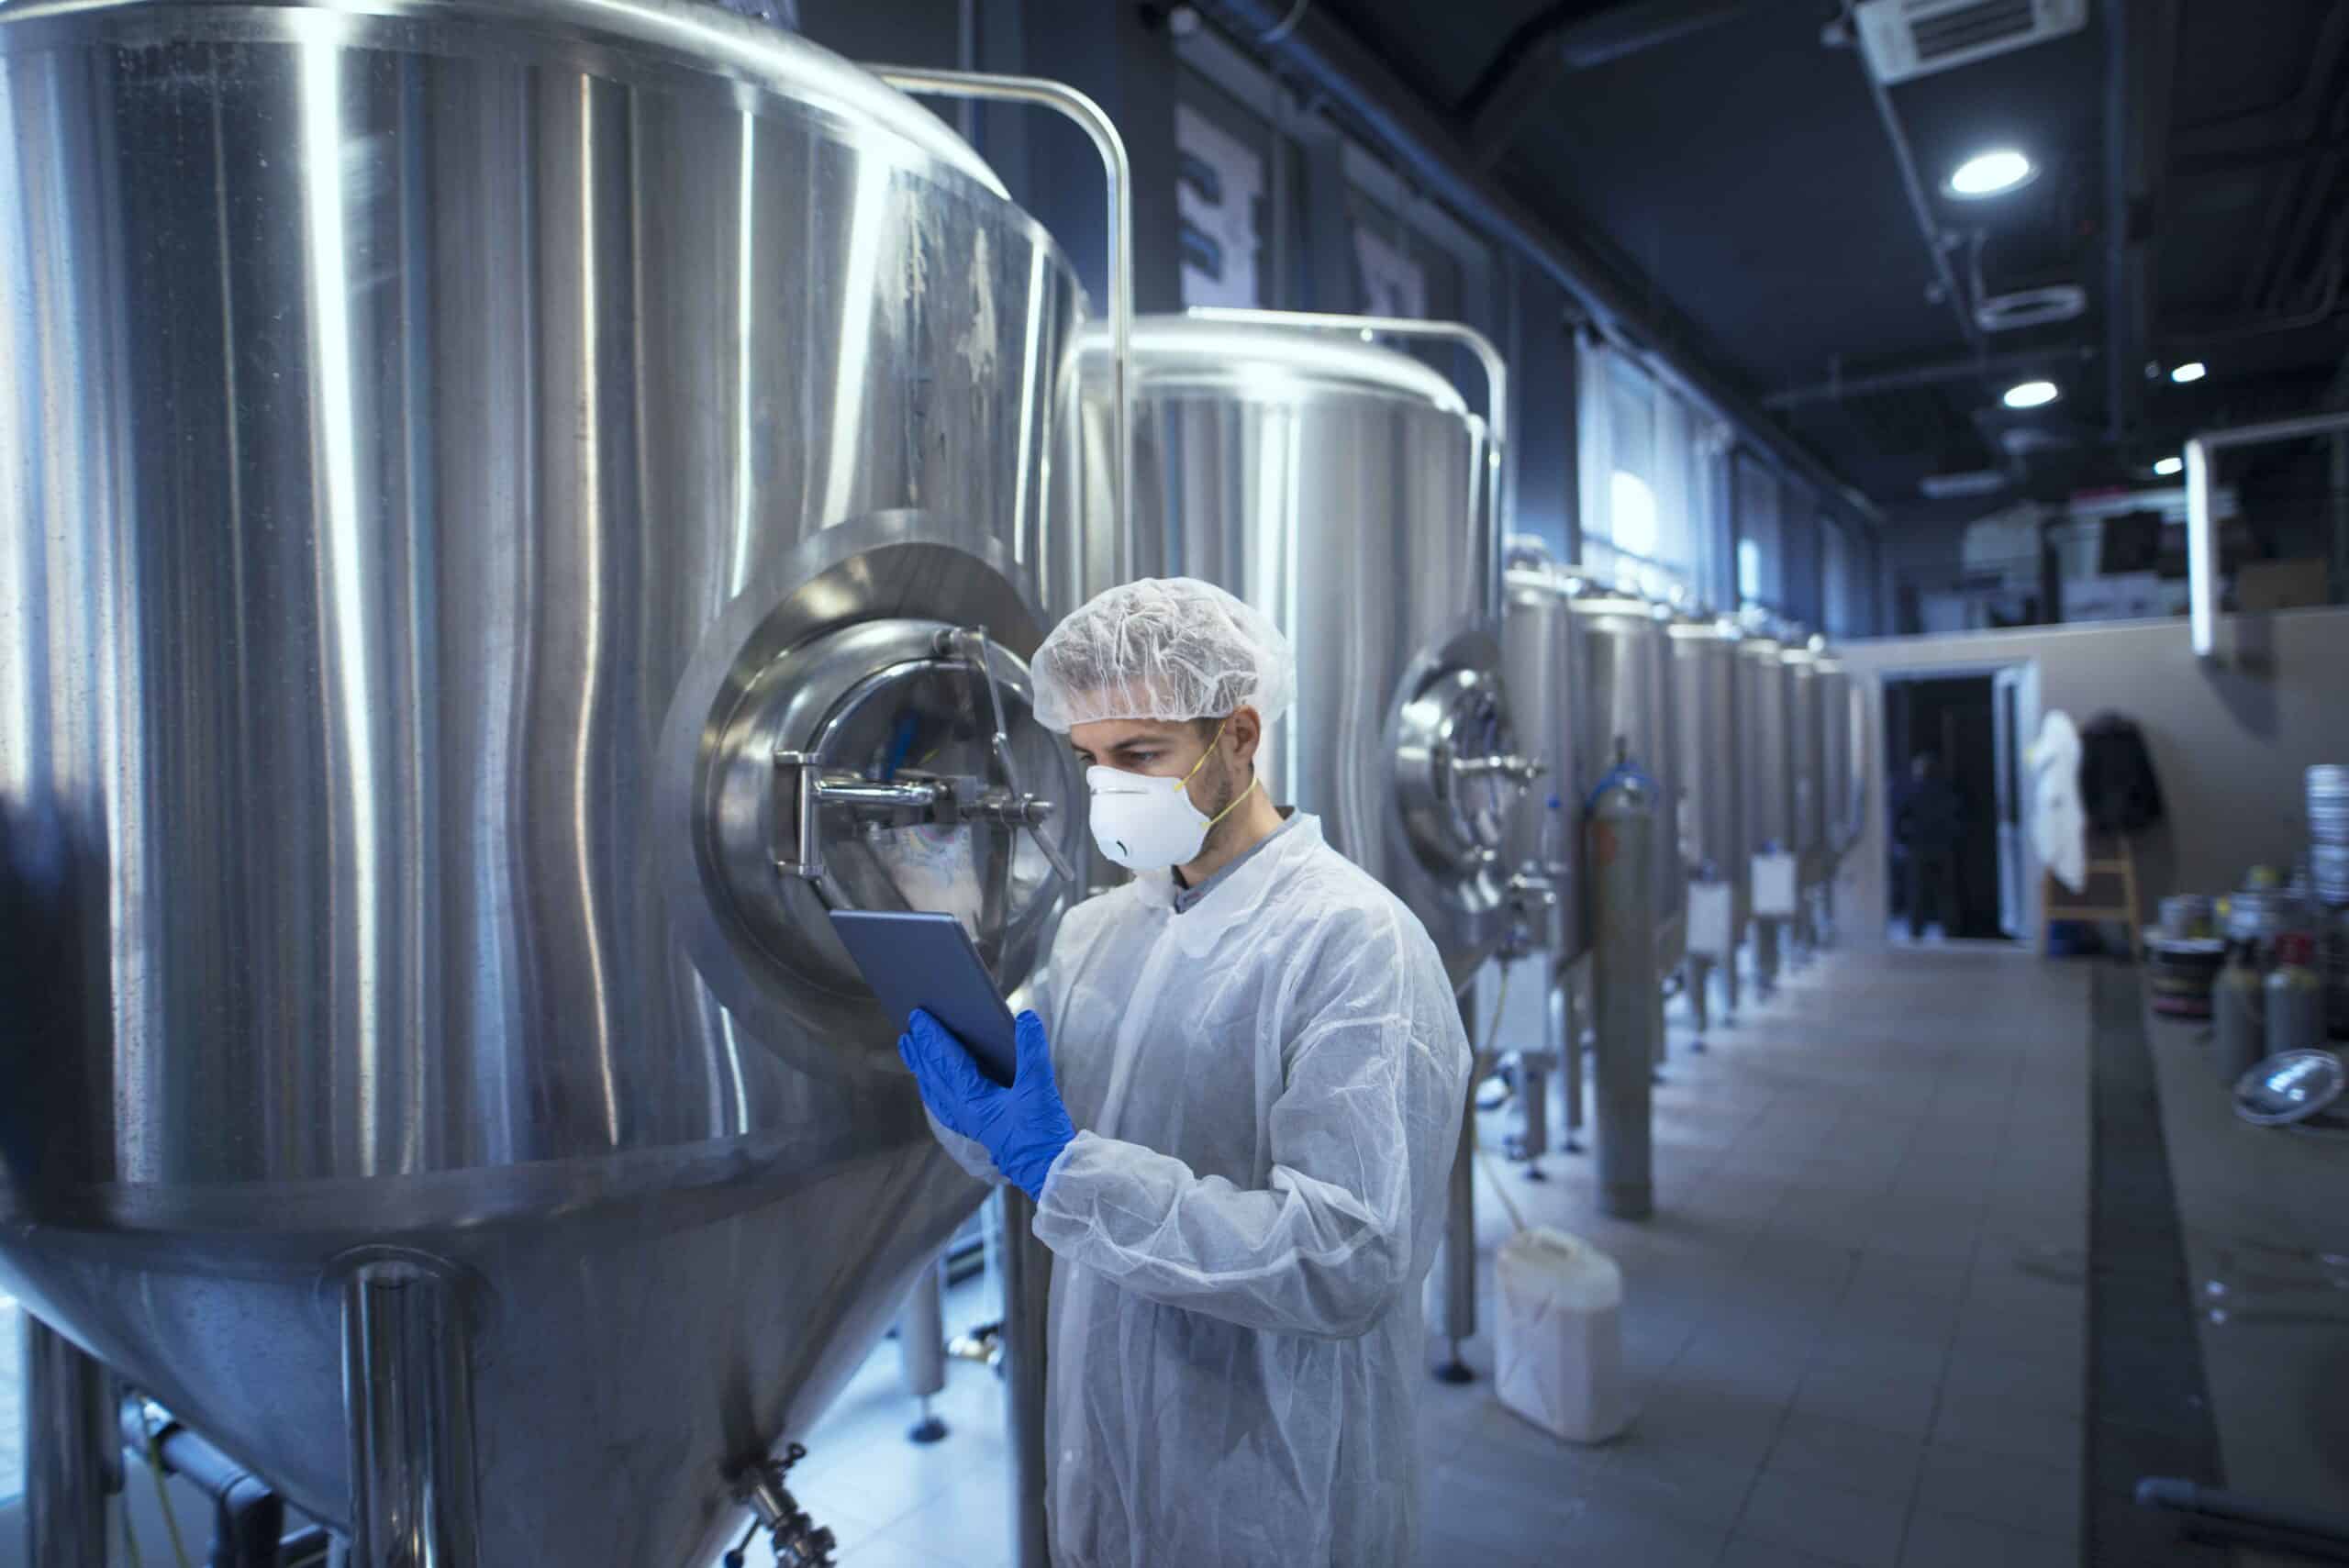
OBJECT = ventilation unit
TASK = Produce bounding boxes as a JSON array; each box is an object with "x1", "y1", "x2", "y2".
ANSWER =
[{"x1": 1854, "y1": 0, "x2": 2087, "y2": 83}]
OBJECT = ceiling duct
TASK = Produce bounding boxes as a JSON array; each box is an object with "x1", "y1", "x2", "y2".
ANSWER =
[
  {"x1": 1975, "y1": 284, "x2": 2087, "y2": 333},
  {"x1": 1919, "y1": 469, "x2": 2008, "y2": 499},
  {"x1": 1855, "y1": 0, "x2": 2087, "y2": 83}
]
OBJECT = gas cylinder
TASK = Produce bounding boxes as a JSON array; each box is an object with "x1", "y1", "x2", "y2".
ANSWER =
[
  {"x1": 2213, "y1": 940, "x2": 2266, "y2": 1086},
  {"x1": 2265, "y1": 933, "x2": 2325, "y2": 1060},
  {"x1": 1587, "y1": 751, "x2": 1659, "y2": 1220}
]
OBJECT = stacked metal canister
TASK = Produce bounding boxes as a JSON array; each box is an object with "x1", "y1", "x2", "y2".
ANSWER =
[{"x1": 2309, "y1": 765, "x2": 2349, "y2": 1036}]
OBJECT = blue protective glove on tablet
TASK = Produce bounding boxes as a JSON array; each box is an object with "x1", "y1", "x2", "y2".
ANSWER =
[{"x1": 899, "y1": 1006, "x2": 1075, "y2": 1200}]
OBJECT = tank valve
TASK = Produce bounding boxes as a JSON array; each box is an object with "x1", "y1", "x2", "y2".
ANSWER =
[{"x1": 733, "y1": 1443, "x2": 835, "y2": 1568}]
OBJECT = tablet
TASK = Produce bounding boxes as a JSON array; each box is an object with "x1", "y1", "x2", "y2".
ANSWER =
[{"x1": 829, "y1": 909, "x2": 1020, "y2": 1086}]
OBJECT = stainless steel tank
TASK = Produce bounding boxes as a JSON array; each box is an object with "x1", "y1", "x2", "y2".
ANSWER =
[
  {"x1": 1669, "y1": 618, "x2": 1746, "y2": 897},
  {"x1": 1817, "y1": 657, "x2": 1858, "y2": 859},
  {"x1": 1739, "y1": 636, "x2": 1796, "y2": 860},
  {"x1": 1565, "y1": 579, "x2": 1684, "y2": 964},
  {"x1": 1075, "y1": 313, "x2": 1541, "y2": 981},
  {"x1": 0, "y1": 6, "x2": 1094, "y2": 1564},
  {"x1": 1785, "y1": 643, "x2": 1829, "y2": 877},
  {"x1": 1503, "y1": 564, "x2": 1586, "y2": 960}
]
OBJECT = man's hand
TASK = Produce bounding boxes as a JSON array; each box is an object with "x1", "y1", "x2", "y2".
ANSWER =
[{"x1": 898, "y1": 1009, "x2": 1076, "y2": 1200}]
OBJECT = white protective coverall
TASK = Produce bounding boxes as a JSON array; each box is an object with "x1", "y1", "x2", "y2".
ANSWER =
[{"x1": 928, "y1": 813, "x2": 1470, "y2": 1567}]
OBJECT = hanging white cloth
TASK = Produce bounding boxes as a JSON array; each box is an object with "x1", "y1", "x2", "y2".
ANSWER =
[{"x1": 2026, "y1": 709, "x2": 2087, "y2": 893}]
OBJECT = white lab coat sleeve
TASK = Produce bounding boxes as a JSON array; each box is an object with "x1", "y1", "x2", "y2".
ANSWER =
[{"x1": 1030, "y1": 899, "x2": 1468, "y2": 1340}]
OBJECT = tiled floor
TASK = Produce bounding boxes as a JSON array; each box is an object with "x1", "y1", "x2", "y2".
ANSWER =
[{"x1": 785, "y1": 941, "x2": 2094, "y2": 1568}]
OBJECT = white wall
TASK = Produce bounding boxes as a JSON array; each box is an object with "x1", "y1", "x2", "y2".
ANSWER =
[{"x1": 1832, "y1": 606, "x2": 2349, "y2": 947}]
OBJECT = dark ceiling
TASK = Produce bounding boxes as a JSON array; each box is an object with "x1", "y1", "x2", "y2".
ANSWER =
[{"x1": 1306, "y1": 0, "x2": 2349, "y2": 518}]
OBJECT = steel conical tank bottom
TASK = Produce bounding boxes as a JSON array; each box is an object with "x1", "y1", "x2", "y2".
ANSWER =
[{"x1": 5, "y1": 1120, "x2": 982, "y2": 1564}]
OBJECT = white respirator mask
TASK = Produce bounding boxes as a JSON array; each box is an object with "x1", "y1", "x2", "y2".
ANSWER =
[{"x1": 1085, "y1": 716, "x2": 1259, "y2": 873}]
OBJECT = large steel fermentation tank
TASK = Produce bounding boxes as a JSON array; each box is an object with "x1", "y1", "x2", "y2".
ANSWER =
[
  {"x1": 1503, "y1": 564, "x2": 1585, "y2": 962},
  {"x1": 1669, "y1": 617, "x2": 1746, "y2": 906},
  {"x1": 1565, "y1": 580, "x2": 1685, "y2": 970},
  {"x1": 1740, "y1": 635, "x2": 1797, "y2": 860},
  {"x1": 1076, "y1": 313, "x2": 1542, "y2": 982},
  {"x1": 1818, "y1": 657, "x2": 1861, "y2": 862},
  {"x1": 1785, "y1": 644, "x2": 1830, "y2": 883},
  {"x1": 0, "y1": 6, "x2": 1103, "y2": 1564}
]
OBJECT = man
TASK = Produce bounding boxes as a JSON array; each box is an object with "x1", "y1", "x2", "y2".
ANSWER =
[
  {"x1": 1894, "y1": 751, "x2": 1965, "y2": 941},
  {"x1": 896, "y1": 577, "x2": 1471, "y2": 1568}
]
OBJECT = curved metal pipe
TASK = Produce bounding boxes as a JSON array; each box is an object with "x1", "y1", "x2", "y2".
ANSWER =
[
  {"x1": 1184, "y1": 307, "x2": 1509, "y2": 615},
  {"x1": 871, "y1": 67, "x2": 1135, "y2": 580}
]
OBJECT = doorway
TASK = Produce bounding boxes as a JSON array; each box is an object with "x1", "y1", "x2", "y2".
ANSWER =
[{"x1": 1882, "y1": 670, "x2": 2027, "y2": 943}]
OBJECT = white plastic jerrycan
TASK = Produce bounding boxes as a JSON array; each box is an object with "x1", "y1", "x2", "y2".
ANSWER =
[{"x1": 1494, "y1": 1226, "x2": 1628, "y2": 1443}]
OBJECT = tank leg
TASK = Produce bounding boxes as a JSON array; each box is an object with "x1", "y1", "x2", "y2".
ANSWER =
[
  {"x1": 340, "y1": 1256, "x2": 482, "y2": 1568},
  {"x1": 897, "y1": 1259, "x2": 950, "y2": 1443},
  {"x1": 1754, "y1": 917, "x2": 1780, "y2": 997},
  {"x1": 1687, "y1": 954, "x2": 1711, "y2": 1051},
  {"x1": 1559, "y1": 967, "x2": 1586, "y2": 1154},
  {"x1": 1509, "y1": 1043, "x2": 1553, "y2": 1180},
  {"x1": 1653, "y1": 984, "x2": 1670, "y2": 1084},
  {"x1": 23, "y1": 1314, "x2": 117, "y2": 1568},
  {"x1": 999, "y1": 1190, "x2": 1052, "y2": 1568},
  {"x1": 1723, "y1": 924, "x2": 1742, "y2": 1025}
]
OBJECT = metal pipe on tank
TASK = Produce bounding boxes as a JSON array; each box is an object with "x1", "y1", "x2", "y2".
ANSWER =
[
  {"x1": 872, "y1": 68, "x2": 1133, "y2": 577},
  {"x1": 340, "y1": 1258, "x2": 483, "y2": 1568},
  {"x1": 23, "y1": 1316, "x2": 117, "y2": 1568},
  {"x1": 1186, "y1": 307, "x2": 1509, "y2": 582}
]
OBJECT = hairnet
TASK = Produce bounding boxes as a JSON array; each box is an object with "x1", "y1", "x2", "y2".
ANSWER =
[{"x1": 1030, "y1": 577, "x2": 1297, "y2": 732}]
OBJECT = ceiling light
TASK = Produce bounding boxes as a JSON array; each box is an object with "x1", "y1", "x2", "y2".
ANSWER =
[
  {"x1": 1948, "y1": 149, "x2": 2035, "y2": 199},
  {"x1": 2154, "y1": 456, "x2": 2183, "y2": 476},
  {"x1": 2170, "y1": 361, "x2": 2208, "y2": 384},
  {"x1": 2002, "y1": 379, "x2": 2059, "y2": 409}
]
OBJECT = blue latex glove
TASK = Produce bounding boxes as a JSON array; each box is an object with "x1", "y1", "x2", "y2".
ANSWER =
[{"x1": 898, "y1": 1007, "x2": 1075, "y2": 1200}]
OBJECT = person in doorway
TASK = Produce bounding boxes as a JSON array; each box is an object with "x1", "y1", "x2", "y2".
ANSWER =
[
  {"x1": 895, "y1": 576, "x2": 1472, "y2": 1568},
  {"x1": 1895, "y1": 751, "x2": 1965, "y2": 941}
]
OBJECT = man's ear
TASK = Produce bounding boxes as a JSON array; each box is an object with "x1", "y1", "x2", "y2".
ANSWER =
[{"x1": 1226, "y1": 705, "x2": 1263, "y2": 768}]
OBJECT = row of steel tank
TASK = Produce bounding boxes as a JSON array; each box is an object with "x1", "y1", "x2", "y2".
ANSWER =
[
  {"x1": 1503, "y1": 562, "x2": 1869, "y2": 1005},
  {"x1": 0, "y1": 5, "x2": 1858, "y2": 1564},
  {"x1": 0, "y1": 7, "x2": 1530, "y2": 1566}
]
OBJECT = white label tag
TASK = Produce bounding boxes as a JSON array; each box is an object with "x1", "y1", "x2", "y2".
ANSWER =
[
  {"x1": 1687, "y1": 880, "x2": 1736, "y2": 957},
  {"x1": 1753, "y1": 851, "x2": 1800, "y2": 917}
]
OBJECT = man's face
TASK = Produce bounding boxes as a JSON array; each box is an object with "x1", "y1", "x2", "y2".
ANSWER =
[{"x1": 1069, "y1": 712, "x2": 1256, "y2": 841}]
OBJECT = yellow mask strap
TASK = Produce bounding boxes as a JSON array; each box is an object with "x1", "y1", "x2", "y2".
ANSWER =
[{"x1": 1175, "y1": 713, "x2": 1257, "y2": 828}]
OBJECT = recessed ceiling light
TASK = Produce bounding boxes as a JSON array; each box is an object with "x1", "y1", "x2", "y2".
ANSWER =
[
  {"x1": 2002, "y1": 379, "x2": 2059, "y2": 409},
  {"x1": 2170, "y1": 361, "x2": 2208, "y2": 384},
  {"x1": 2154, "y1": 456, "x2": 2183, "y2": 476},
  {"x1": 1948, "y1": 149, "x2": 2035, "y2": 199}
]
